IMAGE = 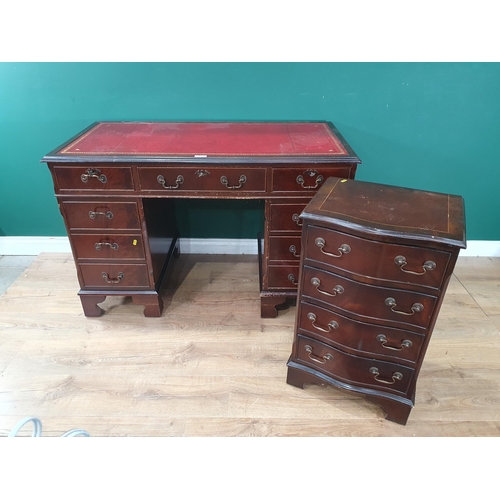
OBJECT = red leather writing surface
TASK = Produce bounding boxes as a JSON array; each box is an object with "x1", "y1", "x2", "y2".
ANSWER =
[{"x1": 59, "y1": 122, "x2": 348, "y2": 157}]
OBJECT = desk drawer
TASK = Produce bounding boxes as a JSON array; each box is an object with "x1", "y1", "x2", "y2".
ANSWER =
[
  {"x1": 268, "y1": 203, "x2": 308, "y2": 232},
  {"x1": 139, "y1": 167, "x2": 266, "y2": 193},
  {"x1": 305, "y1": 225, "x2": 451, "y2": 290},
  {"x1": 302, "y1": 266, "x2": 436, "y2": 330},
  {"x1": 268, "y1": 236, "x2": 302, "y2": 262},
  {"x1": 79, "y1": 263, "x2": 151, "y2": 289},
  {"x1": 272, "y1": 166, "x2": 353, "y2": 193},
  {"x1": 267, "y1": 264, "x2": 300, "y2": 289},
  {"x1": 53, "y1": 166, "x2": 134, "y2": 191},
  {"x1": 71, "y1": 234, "x2": 145, "y2": 260},
  {"x1": 63, "y1": 201, "x2": 141, "y2": 230},
  {"x1": 296, "y1": 334, "x2": 414, "y2": 395}
]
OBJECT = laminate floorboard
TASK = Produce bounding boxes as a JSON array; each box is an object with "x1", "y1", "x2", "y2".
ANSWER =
[{"x1": 1, "y1": 253, "x2": 499, "y2": 437}]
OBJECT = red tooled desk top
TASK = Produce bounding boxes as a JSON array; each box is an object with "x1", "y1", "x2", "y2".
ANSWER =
[{"x1": 42, "y1": 122, "x2": 361, "y2": 163}]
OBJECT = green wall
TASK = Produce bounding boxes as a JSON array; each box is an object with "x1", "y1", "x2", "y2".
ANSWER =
[{"x1": 1, "y1": 63, "x2": 499, "y2": 240}]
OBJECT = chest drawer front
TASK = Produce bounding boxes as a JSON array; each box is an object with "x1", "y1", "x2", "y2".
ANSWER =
[
  {"x1": 298, "y1": 301, "x2": 424, "y2": 363},
  {"x1": 272, "y1": 166, "x2": 353, "y2": 193},
  {"x1": 268, "y1": 236, "x2": 302, "y2": 262},
  {"x1": 63, "y1": 201, "x2": 141, "y2": 230},
  {"x1": 296, "y1": 335, "x2": 414, "y2": 395},
  {"x1": 302, "y1": 266, "x2": 436, "y2": 330},
  {"x1": 138, "y1": 167, "x2": 266, "y2": 193},
  {"x1": 305, "y1": 225, "x2": 451, "y2": 290},
  {"x1": 53, "y1": 166, "x2": 134, "y2": 191},
  {"x1": 79, "y1": 263, "x2": 151, "y2": 289},
  {"x1": 268, "y1": 203, "x2": 308, "y2": 231},
  {"x1": 71, "y1": 234, "x2": 145, "y2": 260}
]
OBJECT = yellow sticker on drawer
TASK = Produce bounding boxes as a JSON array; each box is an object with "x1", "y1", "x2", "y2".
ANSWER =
[{"x1": 133, "y1": 239, "x2": 137, "y2": 246}]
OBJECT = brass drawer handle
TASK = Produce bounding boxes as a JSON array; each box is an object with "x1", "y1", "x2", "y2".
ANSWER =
[
  {"x1": 385, "y1": 297, "x2": 424, "y2": 315},
  {"x1": 311, "y1": 277, "x2": 344, "y2": 297},
  {"x1": 288, "y1": 273, "x2": 298, "y2": 285},
  {"x1": 315, "y1": 238, "x2": 351, "y2": 258},
  {"x1": 94, "y1": 242, "x2": 119, "y2": 251},
  {"x1": 394, "y1": 255, "x2": 436, "y2": 275},
  {"x1": 369, "y1": 367, "x2": 403, "y2": 385},
  {"x1": 88, "y1": 210, "x2": 113, "y2": 220},
  {"x1": 296, "y1": 170, "x2": 323, "y2": 189},
  {"x1": 289, "y1": 245, "x2": 300, "y2": 258},
  {"x1": 292, "y1": 213, "x2": 303, "y2": 226},
  {"x1": 220, "y1": 174, "x2": 247, "y2": 189},
  {"x1": 157, "y1": 174, "x2": 184, "y2": 189},
  {"x1": 81, "y1": 168, "x2": 107, "y2": 184},
  {"x1": 101, "y1": 272, "x2": 124, "y2": 284},
  {"x1": 307, "y1": 312, "x2": 339, "y2": 333},
  {"x1": 376, "y1": 334, "x2": 412, "y2": 351},
  {"x1": 305, "y1": 344, "x2": 333, "y2": 364}
]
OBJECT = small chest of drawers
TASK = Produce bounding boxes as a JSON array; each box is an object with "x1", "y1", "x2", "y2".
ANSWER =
[{"x1": 286, "y1": 177, "x2": 466, "y2": 424}]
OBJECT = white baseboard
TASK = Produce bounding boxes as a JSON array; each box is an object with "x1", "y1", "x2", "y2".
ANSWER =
[
  {"x1": 0, "y1": 236, "x2": 498, "y2": 257},
  {"x1": 179, "y1": 238, "x2": 258, "y2": 255},
  {"x1": 459, "y1": 241, "x2": 500, "y2": 257},
  {"x1": 0, "y1": 237, "x2": 72, "y2": 255}
]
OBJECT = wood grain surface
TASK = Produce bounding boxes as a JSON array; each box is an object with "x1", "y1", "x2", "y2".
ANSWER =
[{"x1": 0, "y1": 253, "x2": 499, "y2": 436}]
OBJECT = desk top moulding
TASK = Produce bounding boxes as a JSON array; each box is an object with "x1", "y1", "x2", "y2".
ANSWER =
[{"x1": 41, "y1": 121, "x2": 361, "y2": 318}]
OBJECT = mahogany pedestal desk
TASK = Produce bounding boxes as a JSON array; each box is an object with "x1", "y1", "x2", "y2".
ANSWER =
[
  {"x1": 286, "y1": 177, "x2": 466, "y2": 424},
  {"x1": 42, "y1": 121, "x2": 361, "y2": 318}
]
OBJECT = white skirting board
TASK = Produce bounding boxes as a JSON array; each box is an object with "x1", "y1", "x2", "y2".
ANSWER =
[{"x1": 0, "y1": 236, "x2": 499, "y2": 257}]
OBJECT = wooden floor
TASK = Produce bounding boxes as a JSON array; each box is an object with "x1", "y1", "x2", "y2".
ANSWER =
[{"x1": 0, "y1": 252, "x2": 499, "y2": 437}]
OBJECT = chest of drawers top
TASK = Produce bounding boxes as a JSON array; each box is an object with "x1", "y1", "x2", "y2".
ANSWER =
[
  {"x1": 302, "y1": 177, "x2": 466, "y2": 249},
  {"x1": 42, "y1": 121, "x2": 361, "y2": 164}
]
